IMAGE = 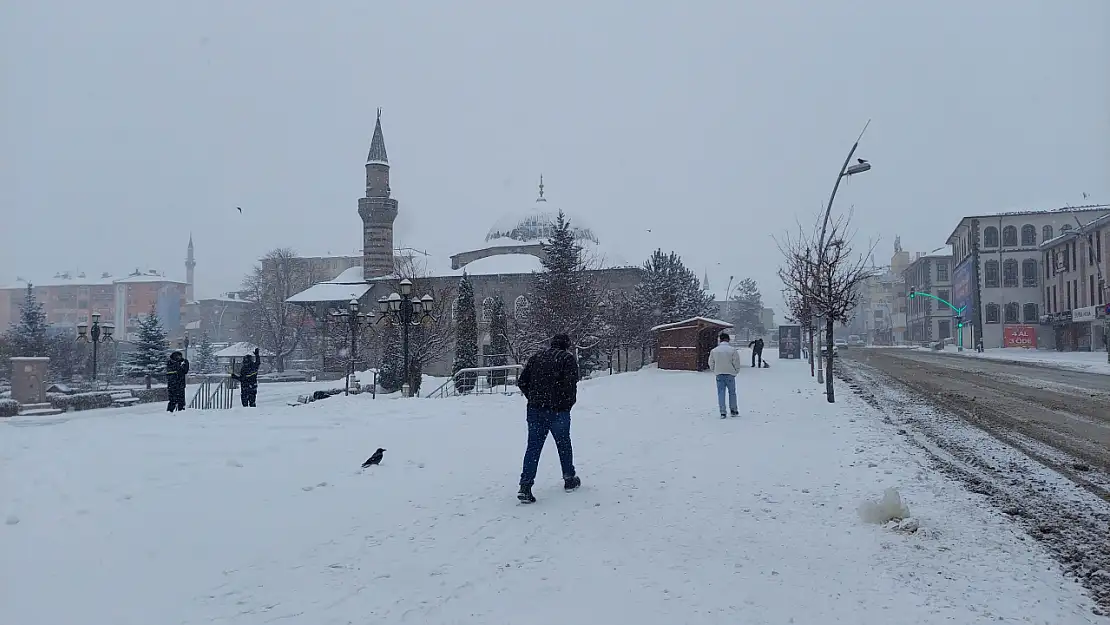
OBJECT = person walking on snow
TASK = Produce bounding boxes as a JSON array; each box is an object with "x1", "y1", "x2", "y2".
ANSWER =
[
  {"x1": 748, "y1": 337, "x2": 765, "y2": 368},
  {"x1": 165, "y1": 350, "x2": 190, "y2": 412},
  {"x1": 708, "y1": 332, "x2": 742, "y2": 418},
  {"x1": 231, "y1": 348, "x2": 260, "y2": 407},
  {"x1": 515, "y1": 333, "x2": 581, "y2": 504}
]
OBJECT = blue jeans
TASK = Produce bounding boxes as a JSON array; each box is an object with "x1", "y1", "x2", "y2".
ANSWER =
[
  {"x1": 520, "y1": 407, "x2": 576, "y2": 486},
  {"x1": 716, "y1": 374, "x2": 737, "y2": 415}
]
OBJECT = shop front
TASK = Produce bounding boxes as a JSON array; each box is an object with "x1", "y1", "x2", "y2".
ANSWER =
[
  {"x1": 1050, "y1": 311, "x2": 1076, "y2": 351},
  {"x1": 1072, "y1": 306, "x2": 1098, "y2": 351}
]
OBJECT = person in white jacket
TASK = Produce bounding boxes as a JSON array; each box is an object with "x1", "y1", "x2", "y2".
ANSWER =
[{"x1": 707, "y1": 332, "x2": 742, "y2": 418}]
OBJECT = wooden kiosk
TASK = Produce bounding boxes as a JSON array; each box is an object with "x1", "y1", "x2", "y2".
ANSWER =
[{"x1": 651, "y1": 317, "x2": 734, "y2": 371}]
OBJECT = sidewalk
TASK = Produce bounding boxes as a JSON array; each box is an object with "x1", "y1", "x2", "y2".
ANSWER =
[{"x1": 931, "y1": 344, "x2": 1110, "y2": 375}]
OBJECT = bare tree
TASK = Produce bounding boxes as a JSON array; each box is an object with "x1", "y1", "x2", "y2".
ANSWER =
[
  {"x1": 241, "y1": 248, "x2": 314, "y2": 372},
  {"x1": 778, "y1": 212, "x2": 874, "y2": 402}
]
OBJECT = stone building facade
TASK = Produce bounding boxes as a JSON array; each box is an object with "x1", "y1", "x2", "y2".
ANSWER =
[{"x1": 903, "y1": 254, "x2": 953, "y2": 343}]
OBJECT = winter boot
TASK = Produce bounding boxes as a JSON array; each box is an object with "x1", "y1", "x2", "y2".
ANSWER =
[
  {"x1": 730, "y1": 411, "x2": 739, "y2": 417},
  {"x1": 517, "y1": 485, "x2": 536, "y2": 504},
  {"x1": 564, "y1": 476, "x2": 581, "y2": 492}
]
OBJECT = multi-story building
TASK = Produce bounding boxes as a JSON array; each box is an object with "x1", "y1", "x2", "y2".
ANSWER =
[
  {"x1": 847, "y1": 241, "x2": 910, "y2": 345},
  {"x1": 945, "y1": 205, "x2": 1110, "y2": 349},
  {"x1": 1040, "y1": 212, "x2": 1109, "y2": 351},
  {"x1": 903, "y1": 254, "x2": 954, "y2": 343},
  {"x1": 183, "y1": 292, "x2": 255, "y2": 344}
]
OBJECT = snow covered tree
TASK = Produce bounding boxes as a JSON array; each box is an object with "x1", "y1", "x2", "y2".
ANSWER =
[
  {"x1": 729, "y1": 278, "x2": 765, "y2": 341},
  {"x1": 125, "y1": 304, "x2": 169, "y2": 376},
  {"x1": 486, "y1": 295, "x2": 510, "y2": 386},
  {"x1": 631, "y1": 250, "x2": 717, "y2": 337},
  {"x1": 194, "y1": 332, "x2": 217, "y2": 373},
  {"x1": 5, "y1": 284, "x2": 49, "y2": 358},
  {"x1": 452, "y1": 273, "x2": 478, "y2": 393},
  {"x1": 46, "y1": 334, "x2": 81, "y2": 381},
  {"x1": 378, "y1": 322, "x2": 404, "y2": 393},
  {"x1": 241, "y1": 248, "x2": 313, "y2": 372},
  {"x1": 522, "y1": 211, "x2": 604, "y2": 359}
]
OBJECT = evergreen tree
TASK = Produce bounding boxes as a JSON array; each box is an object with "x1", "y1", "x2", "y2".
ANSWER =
[
  {"x1": 194, "y1": 333, "x2": 217, "y2": 374},
  {"x1": 631, "y1": 249, "x2": 718, "y2": 335},
  {"x1": 486, "y1": 296, "x2": 510, "y2": 386},
  {"x1": 378, "y1": 322, "x2": 404, "y2": 393},
  {"x1": 125, "y1": 304, "x2": 169, "y2": 376},
  {"x1": 525, "y1": 211, "x2": 603, "y2": 358},
  {"x1": 452, "y1": 273, "x2": 479, "y2": 393},
  {"x1": 5, "y1": 284, "x2": 49, "y2": 358},
  {"x1": 729, "y1": 278, "x2": 765, "y2": 341}
]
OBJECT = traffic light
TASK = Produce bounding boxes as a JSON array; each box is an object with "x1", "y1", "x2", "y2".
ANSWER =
[
  {"x1": 908, "y1": 286, "x2": 917, "y2": 299},
  {"x1": 955, "y1": 314, "x2": 964, "y2": 329}
]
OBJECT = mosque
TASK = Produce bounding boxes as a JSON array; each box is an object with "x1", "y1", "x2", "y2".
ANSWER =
[{"x1": 287, "y1": 113, "x2": 643, "y2": 375}]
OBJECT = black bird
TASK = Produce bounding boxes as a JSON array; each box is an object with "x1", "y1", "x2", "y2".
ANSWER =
[
  {"x1": 857, "y1": 158, "x2": 868, "y2": 164},
  {"x1": 362, "y1": 448, "x2": 386, "y2": 468},
  {"x1": 236, "y1": 206, "x2": 243, "y2": 213}
]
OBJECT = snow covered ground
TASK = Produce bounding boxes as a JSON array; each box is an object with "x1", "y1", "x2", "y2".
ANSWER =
[
  {"x1": 930, "y1": 344, "x2": 1110, "y2": 375},
  {"x1": 1, "y1": 359, "x2": 1101, "y2": 624}
]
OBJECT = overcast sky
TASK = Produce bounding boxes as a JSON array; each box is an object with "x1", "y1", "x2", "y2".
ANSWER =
[{"x1": 3, "y1": 0, "x2": 1108, "y2": 311}]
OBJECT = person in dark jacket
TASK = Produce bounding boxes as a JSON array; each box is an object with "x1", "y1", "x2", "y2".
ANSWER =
[
  {"x1": 748, "y1": 337, "x2": 765, "y2": 368},
  {"x1": 231, "y1": 348, "x2": 260, "y2": 407},
  {"x1": 165, "y1": 350, "x2": 190, "y2": 412},
  {"x1": 515, "y1": 333, "x2": 581, "y2": 503}
]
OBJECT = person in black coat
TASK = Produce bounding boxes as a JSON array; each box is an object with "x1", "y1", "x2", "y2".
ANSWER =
[
  {"x1": 515, "y1": 333, "x2": 581, "y2": 503},
  {"x1": 231, "y1": 348, "x2": 260, "y2": 407},
  {"x1": 748, "y1": 337, "x2": 765, "y2": 367},
  {"x1": 165, "y1": 351, "x2": 190, "y2": 412}
]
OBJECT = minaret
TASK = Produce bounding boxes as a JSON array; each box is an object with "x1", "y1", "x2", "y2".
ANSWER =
[
  {"x1": 185, "y1": 234, "x2": 196, "y2": 301},
  {"x1": 358, "y1": 109, "x2": 399, "y2": 279}
]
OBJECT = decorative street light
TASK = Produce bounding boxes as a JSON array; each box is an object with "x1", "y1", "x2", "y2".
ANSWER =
[
  {"x1": 377, "y1": 278, "x2": 435, "y2": 397},
  {"x1": 76, "y1": 312, "x2": 115, "y2": 388},
  {"x1": 331, "y1": 298, "x2": 374, "y2": 396}
]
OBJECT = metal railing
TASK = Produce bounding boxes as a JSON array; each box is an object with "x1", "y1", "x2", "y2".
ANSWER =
[
  {"x1": 426, "y1": 364, "x2": 524, "y2": 398},
  {"x1": 188, "y1": 375, "x2": 234, "y2": 410}
]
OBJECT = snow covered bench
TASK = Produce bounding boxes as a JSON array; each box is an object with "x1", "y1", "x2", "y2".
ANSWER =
[{"x1": 110, "y1": 391, "x2": 141, "y2": 407}]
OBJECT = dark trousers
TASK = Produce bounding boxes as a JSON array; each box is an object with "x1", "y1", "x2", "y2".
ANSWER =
[
  {"x1": 519, "y1": 407, "x2": 576, "y2": 487},
  {"x1": 241, "y1": 387, "x2": 257, "y2": 407},
  {"x1": 751, "y1": 349, "x2": 763, "y2": 367},
  {"x1": 167, "y1": 388, "x2": 186, "y2": 412}
]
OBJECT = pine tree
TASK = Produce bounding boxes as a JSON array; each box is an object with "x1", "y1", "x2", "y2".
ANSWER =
[
  {"x1": 5, "y1": 284, "x2": 49, "y2": 358},
  {"x1": 525, "y1": 211, "x2": 603, "y2": 357},
  {"x1": 486, "y1": 296, "x2": 510, "y2": 386},
  {"x1": 125, "y1": 304, "x2": 169, "y2": 376},
  {"x1": 194, "y1": 333, "x2": 217, "y2": 373},
  {"x1": 632, "y1": 249, "x2": 718, "y2": 335},
  {"x1": 452, "y1": 273, "x2": 479, "y2": 393},
  {"x1": 729, "y1": 278, "x2": 765, "y2": 341},
  {"x1": 378, "y1": 322, "x2": 404, "y2": 393}
]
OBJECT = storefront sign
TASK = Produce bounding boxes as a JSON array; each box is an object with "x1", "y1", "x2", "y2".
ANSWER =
[
  {"x1": 1051, "y1": 311, "x2": 1073, "y2": 326},
  {"x1": 1073, "y1": 306, "x2": 1098, "y2": 323},
  {"x1": 1003, "y1": 325, "x2": 1036, "y2": 348}
]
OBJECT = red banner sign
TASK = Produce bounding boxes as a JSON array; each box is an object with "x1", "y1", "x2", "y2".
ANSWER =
[{"x1": 1003, "y1": 325, "x2": 1036, "y2": 348}]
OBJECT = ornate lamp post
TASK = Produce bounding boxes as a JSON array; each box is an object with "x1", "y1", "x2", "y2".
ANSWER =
[
  {"x1": 76, "y1": 312, "x2": 115, "y2": 388},
  {"x1": 331, "y1": 298, "x2": 374, "y2": 396},
  {"x1": 377, "y1": 278, "x2": 435, "y2": 397}
]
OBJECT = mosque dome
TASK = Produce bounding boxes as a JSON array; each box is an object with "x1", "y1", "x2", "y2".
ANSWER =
[{"x1": 483, "y1": 177, "x2": 599, "y2": 247}]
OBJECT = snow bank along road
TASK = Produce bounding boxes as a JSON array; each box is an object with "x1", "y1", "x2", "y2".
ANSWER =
[
  {"x1": 841, "y1": 347, "x2": 1110, "y2": 611},
  {"x1": 1, "y1": 361, "x2": 1103, "y2": 624}
]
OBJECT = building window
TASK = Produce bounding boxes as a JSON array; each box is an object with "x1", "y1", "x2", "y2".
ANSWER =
[
  {"x1": 1066, "y1": 281, "x2": 1072, "y2": 310},
  {"x1": 984, "y1": 260, "x2": 1000, "y2": 288},
  {"x1": 1097, "y1": 230, "x2": 1103, "y2": 264},
  {"x1": 937, "y1": 289, "x2": 950, "y2": 306},
  {"x1": 1061, "y1": 224, "x2": 1073, "y2": 233},
  {"x1": 936, "y1": 261, "x2": 949, "y2": 282},
  {"x1": 938, "y1": 320, "x2": 951, "y2": 339},
  {"x1": 1045, "y1": 287, "x2": 1051, "y2": 313},
  {"x1": 513, "y1": 295, "x2": 529, "y2": 319},
  {"x1": 481, "y1": 297, "x2": 495, "y2": 322},
  {"x1": 1100, "y1": 280, "x2": 1105, "y2": 306},
  {"x1": 1043, "y1": 225, "x2": 1054, "y2": 242},
  {"x1": 1020, "y1": 224, "x2": 1036, "y2": 246},
  {"x1": 985, "y1": 303, "x2": 1001, "y2": 323},
  {"x1": 1002, "y1": 259, "x2": 1018, "y2": 287},
  {"x1": 1023, "y1": 303, "x2": 1038, "y2": 323},
  {"x1": 1004, "y1": 302, "x2": 1019, "y2": 324},
  {"x1": 1091, "y1": 275, "x2": 1096, "y2": 306},
  {"x1": 1072, "y1": 242, "x2": 1077, "y2": 269},
  {"x1": 1021, "y1": 259, "x2": 1038, "y2": 287},
  {"x1": 1052, "y1": 285, "x2": 1057, "y2": 313},
  {"x1": 1002, "y1": 225, "x2": 1018, "y2": 247},
  {"x1": 983, "y1": 226, "x2": 999, "y2": 248},
  {"x1": 1045, "y1": 252, "x2": 1051, "y2": 279}
]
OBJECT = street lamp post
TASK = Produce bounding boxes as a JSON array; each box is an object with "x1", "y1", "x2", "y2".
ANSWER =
[
  {"x1": 331, "y1": 299, "x2": 374, "y2": 396},
  {"x1": 76, "y1": 312, "x2": 115, "y2": 389},
  {"x1": 377, "y1": 278, "x2": 435, "y2": 397}
]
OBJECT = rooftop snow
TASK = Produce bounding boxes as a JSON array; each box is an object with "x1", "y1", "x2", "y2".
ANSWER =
[
  {"x1": 650, "y1": 316, "x2": 734, "y2": 332},
  {"x1": 213, "y1": 342, "x2": 273, "y2": 358}
]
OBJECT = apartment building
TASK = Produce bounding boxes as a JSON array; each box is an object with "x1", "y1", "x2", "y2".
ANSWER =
[
  {"x1": 1040, "y1": 212, "x2": 1109, "y2": 351},
  {"x1": 903, "y1": 254, "x2": 954, "y2": 343},
  {"x1": 946, "y1": 205, "x2": 1110, "y2": 349}
]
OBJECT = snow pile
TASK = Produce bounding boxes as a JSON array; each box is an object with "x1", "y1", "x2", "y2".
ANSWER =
[
  {"x1": 858, "y1": 487, "x2": 911, "y2": 524},
  {"x1": 935, "y1": 344, "x2": 1110, "y2": 375},
  {"x1": 0, "y1": 360, "x2": 1099, "y2": 624}
]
